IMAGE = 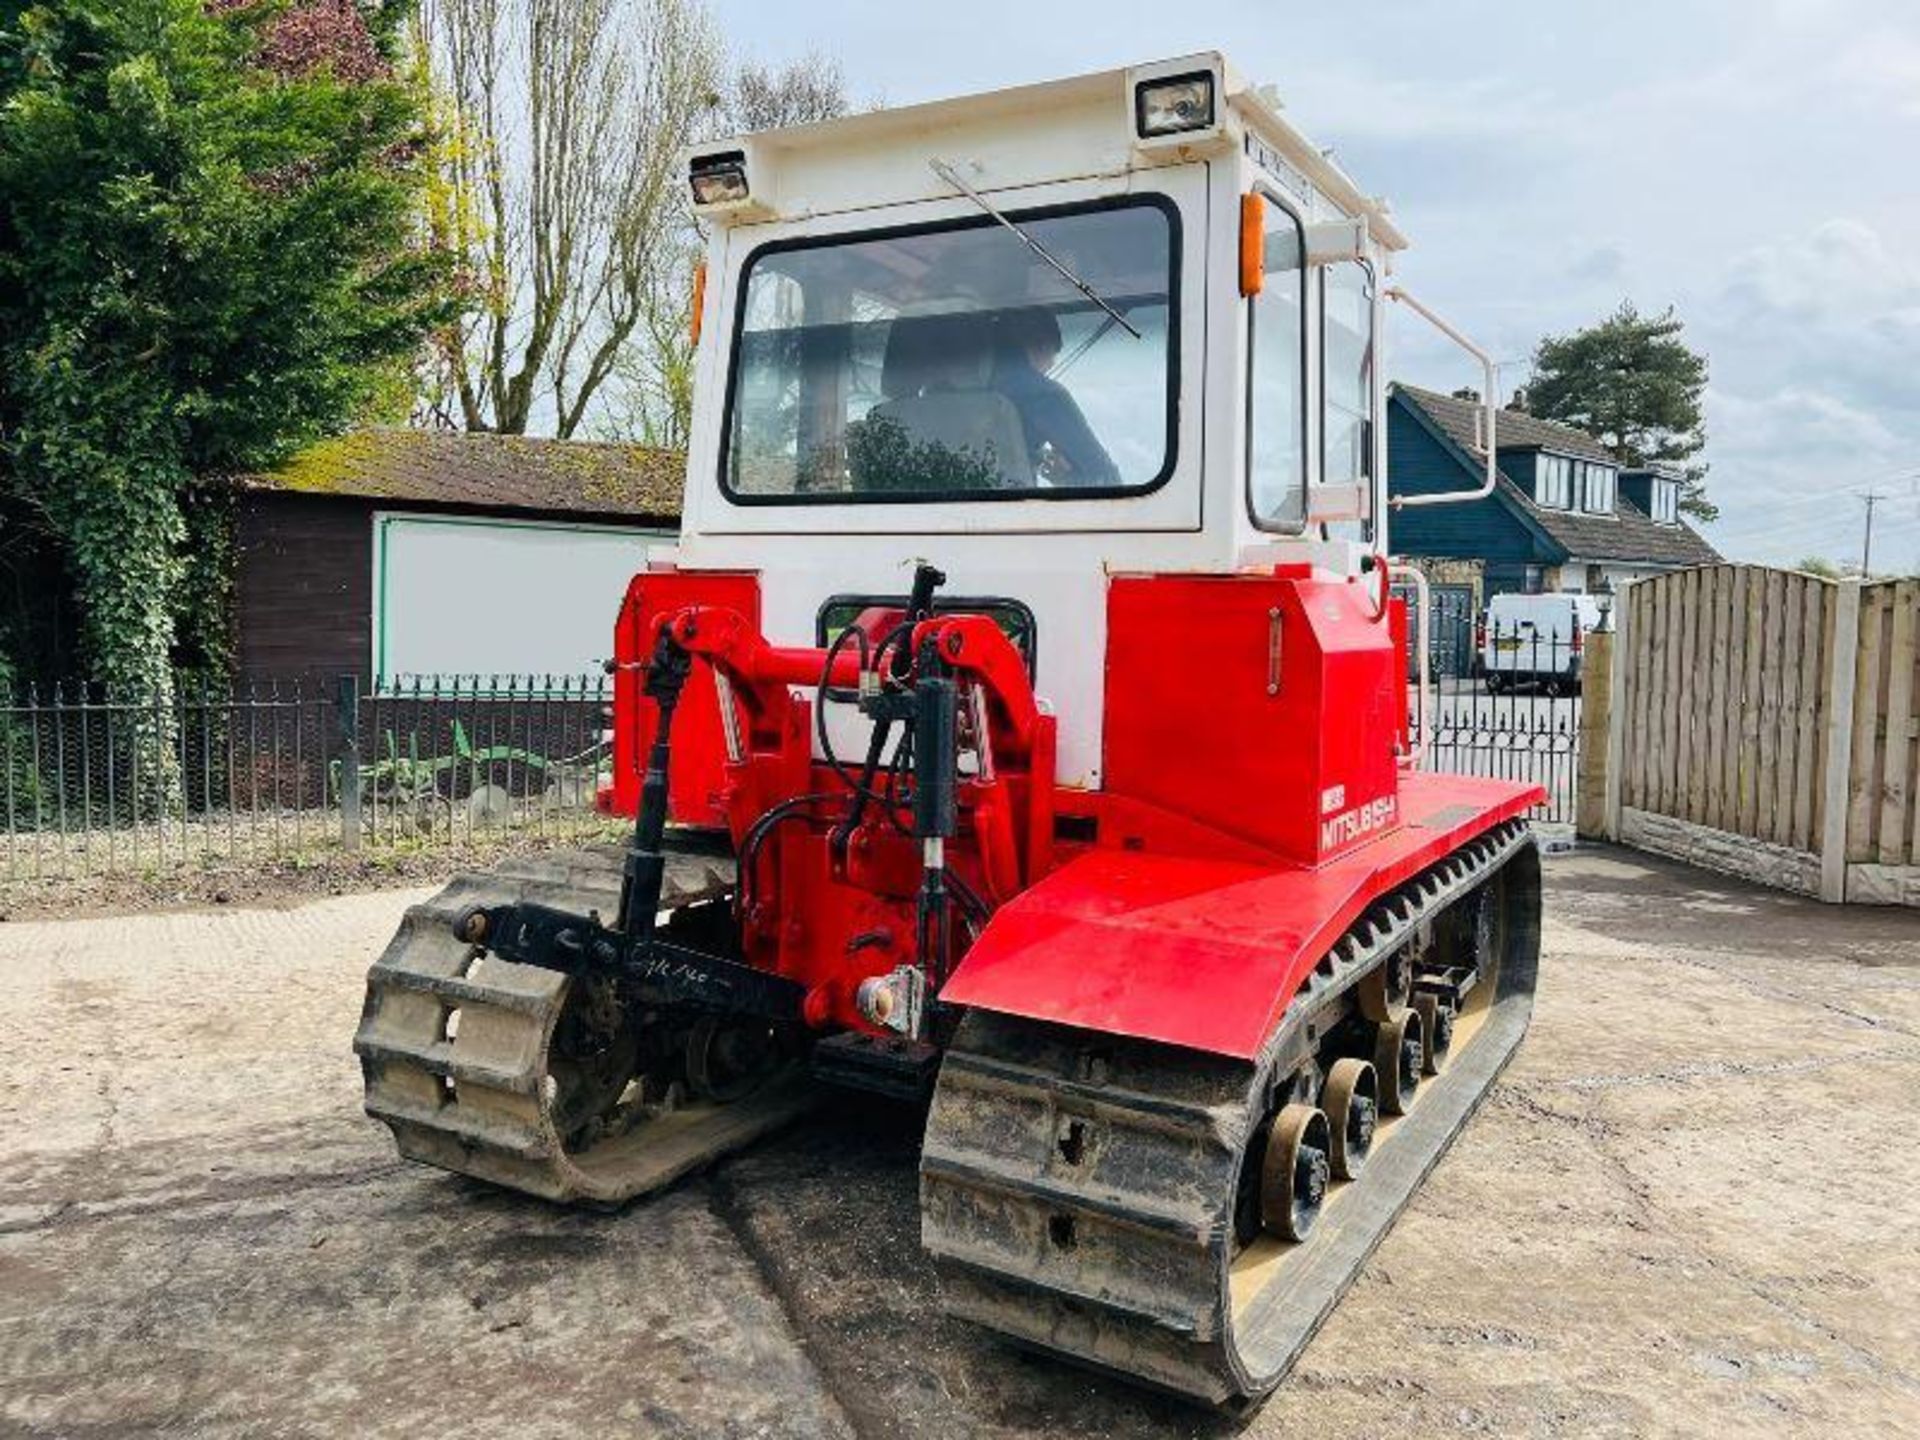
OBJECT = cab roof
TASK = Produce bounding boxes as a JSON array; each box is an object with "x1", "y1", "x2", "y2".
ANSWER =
[{"x1": 687, "y1": 52, "x2": 1409, "y2": 252}]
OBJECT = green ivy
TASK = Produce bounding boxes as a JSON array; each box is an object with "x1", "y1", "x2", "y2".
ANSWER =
[
  {"x1": 0, "y1": 0, "x2": 450, "y2": 745},
  {"x1": 176, "y1": 485, "x2": 236, "y2": 681}
]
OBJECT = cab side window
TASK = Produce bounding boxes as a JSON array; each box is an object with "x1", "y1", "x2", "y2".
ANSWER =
[
  {"x1": 1248, "y1": 195, "x2": 1306, "y2": 531},
  {"x1": 1321, "y1": 260, "x2": 1375, "y2": 542},
  {"x1": 1313, "y1": 259, "x2": 1374, "y2": 545}
]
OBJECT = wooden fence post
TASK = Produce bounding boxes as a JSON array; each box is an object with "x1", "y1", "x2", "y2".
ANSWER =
[
  {"x1": 1577, "y1": 627, "x2": 1613, "y2": 840},
  {"x1": 1819, "y1": 580, "x2": 1863, "y2": 902}
]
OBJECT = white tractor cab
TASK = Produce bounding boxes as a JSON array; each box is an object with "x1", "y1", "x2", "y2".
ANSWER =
[
  {"x1": 672, "y1": 53, "x2": 1498, "y2": 785},
  {"x1": 1479, "y1": 592, "x2": 1607, "y2": 695}
]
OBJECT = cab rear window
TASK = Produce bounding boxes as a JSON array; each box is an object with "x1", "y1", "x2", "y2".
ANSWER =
[{"x1": 722, "y1": 197, "x2": 1179, "y2": 504}]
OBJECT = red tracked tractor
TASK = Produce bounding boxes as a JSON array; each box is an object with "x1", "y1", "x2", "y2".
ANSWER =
[{"x1": 355, "y1": 52, "x2": 1543, "y2": 1406}]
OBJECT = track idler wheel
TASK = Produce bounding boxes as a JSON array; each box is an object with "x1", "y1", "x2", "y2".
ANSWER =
[
  {"x1": 1259, "y1": 1104, "x2": 1331, "y2": 1241},
  {"x1": 1374, "y1": 1009, "x2": 1425, "y2": 1116},
  {"x1": 1321, "y1": 1058, "x2": 1378, "y2": 1180},
  {"x1": 546, "y1": 979, "x2": 642, "y2": 1149},
  {"x1": 686, "y1": 1018, "x2": 780, "y2": 1103},
  {"x1": 1414, "y1": 993, "x2": 1453, "y2": 1075}
]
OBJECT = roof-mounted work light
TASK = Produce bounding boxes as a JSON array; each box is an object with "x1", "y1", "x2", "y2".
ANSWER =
[
  {"x1": 689, "y1": 150, "x2": 749, "y2": 208},
  {"x1": 1135, "y1": 72, "x2": 1215, "y2": 138}
]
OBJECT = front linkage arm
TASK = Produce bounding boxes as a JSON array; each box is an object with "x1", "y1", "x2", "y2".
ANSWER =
[
  {"x1": 456, "y1": 901, "x2": 806, "y2": 1022},
  {"x1": 452, "y1": 618, "x2": 806, "y2": 1026}
]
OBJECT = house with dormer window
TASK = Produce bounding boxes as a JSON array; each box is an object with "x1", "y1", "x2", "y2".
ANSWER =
[{"x1": 1387, "y1": 383, "x2": 1718, "y2": 598}]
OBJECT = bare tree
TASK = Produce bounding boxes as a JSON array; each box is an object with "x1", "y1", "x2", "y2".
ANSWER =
[
  {"x1": 597, "y1": 53, "x2": 851, "y2": 446},
  {"x1": 604, "y1": 231, "x2": 703, "y2": 449},
  {"x1": 730, "y1": 52, "x2": 849, "y2": 131},
  {"x1": 416, "y1": 0, "x2": 724, "y2": 437}
]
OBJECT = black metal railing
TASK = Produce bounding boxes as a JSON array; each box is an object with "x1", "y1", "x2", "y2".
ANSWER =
[
  {"x1": 1, "y1": 607, "x2": 1588, "y2": 884},
  {"x1": 0, "y1": 673, "x2": 613, "y2": 881},
  {"x1": 1405, "y1": 591, "x2": 1591, "y2": 826}
]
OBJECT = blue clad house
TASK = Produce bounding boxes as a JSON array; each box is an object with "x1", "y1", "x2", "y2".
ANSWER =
[{"x1": 1388, "y1": 384, "x2": 1719, "y2": 598}]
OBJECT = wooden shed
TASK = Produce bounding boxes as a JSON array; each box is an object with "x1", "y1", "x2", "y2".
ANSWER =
[{"x1": 232, "y1": 429, "x2": 683, "y2": 681}]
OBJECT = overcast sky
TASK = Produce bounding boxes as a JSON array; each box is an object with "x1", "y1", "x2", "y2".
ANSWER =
[{"x1": 713, "y1": 0, "x2": 1920, "y2": 570}]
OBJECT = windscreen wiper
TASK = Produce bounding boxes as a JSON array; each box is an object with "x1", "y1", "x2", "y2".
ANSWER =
[{"x1": 929, "y1": 158, "x2": 1142, "y2": 340}]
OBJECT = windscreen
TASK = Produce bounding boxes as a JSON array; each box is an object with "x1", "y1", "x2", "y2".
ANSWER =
[{"x1": 723, "y1": 198, "x2": 1176, "y2": 502}]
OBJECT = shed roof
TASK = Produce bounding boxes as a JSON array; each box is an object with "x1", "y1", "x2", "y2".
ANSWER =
[{"x1": 239, "y1": 429, "x2": 684, "y2": 522}]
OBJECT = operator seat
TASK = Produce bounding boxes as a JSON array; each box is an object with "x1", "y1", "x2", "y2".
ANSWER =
[{"x1": 851, "y1": 312, "x2": 1033, "y2": 491}]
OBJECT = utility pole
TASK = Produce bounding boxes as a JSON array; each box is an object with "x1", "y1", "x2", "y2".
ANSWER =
[{"x1": 1860, "y1": 491, "x2": 1886, "y2": 576}]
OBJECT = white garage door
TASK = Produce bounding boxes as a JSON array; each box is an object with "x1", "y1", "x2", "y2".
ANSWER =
[{"x1": 373, "y1": 514, "x2": 671, "y2": 681}]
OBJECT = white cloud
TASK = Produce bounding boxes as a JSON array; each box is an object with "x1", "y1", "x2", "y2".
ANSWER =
[
  {"x1": 1706, "y1": 387, "x2": 1902, "y2": 482},
  {"x1": 1691, "y1": 218, "x2": 1920, "y2": 564},
  {"x1": 1719, "y1": 219, "x2": 1917, "y2": 321},
  {"x1": 1281, "y1": 68, "x2": 1569, "y2": 147},
  {"x1": 1831, "y1": 29, "x2": 1920, "y2": 118}
]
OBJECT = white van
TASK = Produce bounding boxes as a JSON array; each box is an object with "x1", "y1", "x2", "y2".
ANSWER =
[{"x1": 1478, "y1": 593, "x2": 1606, "y2": 694}]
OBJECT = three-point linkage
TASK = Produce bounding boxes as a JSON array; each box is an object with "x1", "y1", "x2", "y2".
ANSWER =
[{"x1": 452, "y1": 618, "x2": 806, "y2": 1023}]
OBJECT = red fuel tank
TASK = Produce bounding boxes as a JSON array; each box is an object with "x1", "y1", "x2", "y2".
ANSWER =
[{"x1": 1103, "y1": 570, "x2": 1403, "y2": 867}]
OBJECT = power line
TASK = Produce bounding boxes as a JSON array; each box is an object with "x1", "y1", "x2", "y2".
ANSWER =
[
  {"x1": 1706, "y1": 468, "x2": 1920, "y2": 528},
  {"x1": 1708, "y1": 470, "x2": 1920, "y2": 550},
  {"x1": 1713, "y1": 506, "x2": 1920, "y2": 550}
]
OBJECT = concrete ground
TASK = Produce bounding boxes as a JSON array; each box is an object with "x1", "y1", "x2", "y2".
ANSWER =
[{"x1": 1, "y1": 847, "x2": 1916, "y2": 1439}]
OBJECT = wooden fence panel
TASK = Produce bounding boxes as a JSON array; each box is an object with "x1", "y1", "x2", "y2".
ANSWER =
[
  {"x1": 1794, "y1": 584, "x2": 1826, "y2": 851},
  {"x1": 1880, "y1": 580, "x2": 1917, "y2": 865},
  {"x1": 1738, "y1": 570, "x2": 1766, "y2": 836},
  {"x1": 1712, "y1": 568, "x2": 1743, "y2": 829},
  {"x1": 1632, "y1": 582, "x2": 1655, "y2": 811},
  {"x1": 1771, "y1": 575, "x2": 1801, "y2": 846},
  {"x1": 1847, "y1": 584, "x2": 1890, "y2": 863},
  {"x1": 1616, "y1": 567, "x2": 1918, "y2": 905},
  {"x1": 1665, "y1": 574, "x2": 1682, "y2": 814},
  {"x1": 1756, "y1": 569, "x2": 1784, "y2": 843},
  {"x1": 1682, "y1": 568, "x2": 1706, "y2": 825},
  {"x1": 1722, "y1": 567, "x2": 1749, "y2": 832}
]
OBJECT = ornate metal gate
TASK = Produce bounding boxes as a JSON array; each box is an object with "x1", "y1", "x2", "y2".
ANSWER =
[{"x1": 1409, "y1": 587, "x2": 1585, "y2": 827}]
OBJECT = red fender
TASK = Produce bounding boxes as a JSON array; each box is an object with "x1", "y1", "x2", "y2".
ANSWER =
[{"x1": 937, "y1": 771, "x2": 1541, "y2": 1058}]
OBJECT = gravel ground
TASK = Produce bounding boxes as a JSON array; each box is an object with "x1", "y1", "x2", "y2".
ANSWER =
[
  {"x1": 1, "y1": 845, "x2": 1916, "y2": 1438},
  {"x1": 0, "y1": 821, "x2": 629, "y2": 923}
]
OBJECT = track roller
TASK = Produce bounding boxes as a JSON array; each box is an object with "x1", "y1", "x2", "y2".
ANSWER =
[
  {"x1": 1259, "y1": 1104, "x2": 1330, "y2": 1241},
  {"x1": 1373, "y1": 1008, "x2": 1424, "y2": 1115},
  {"x1": 1321, "y1": 1057, "x2": 1377, "y2": 1180},
  {"x1": 687, "y1": 1016, "x2": 782, "y2": 1102},
  {"x1": 1355, "y1": 945, "x2": 1413, "y2": 1022}
]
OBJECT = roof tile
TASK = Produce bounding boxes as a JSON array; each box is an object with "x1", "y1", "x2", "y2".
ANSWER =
[
  {"x1": 1526, "y1": 492, "x2": 1723, "y2": 567},
  {"x1": 239, "y1": 428, "x2": 684, "y2": 520},
  {"x1": 1396, "y1": 383, "x2": 1618, "y2": 463}
]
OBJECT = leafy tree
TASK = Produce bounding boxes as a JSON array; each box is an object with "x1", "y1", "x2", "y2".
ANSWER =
[
  {"x1": 1528, "y1": 301, "x2": 1714, "y2": 521},
  {"x1": 602, "y1": 53, "x2": 851, "y2": 448},
  {"x1": 415, "y1": 0, "x2": 851, "y2": 444},
  {"x1": 1796, "y1": 555, "x2": 1843, "y2": 580},
  {"x1": 0, "y1": 0, "x2": 447, "y2": 796}
]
